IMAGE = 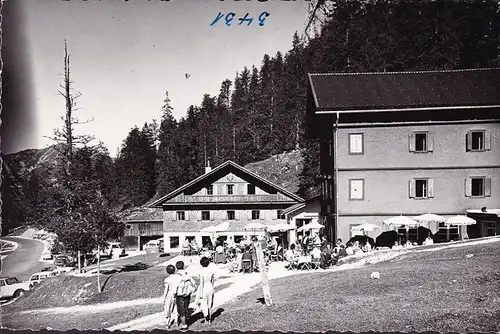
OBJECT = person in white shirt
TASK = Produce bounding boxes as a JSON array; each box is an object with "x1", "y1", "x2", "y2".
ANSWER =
[
  {"x1": 285, "y1": 244, "x2": 299, "y2": 269},
  {"x1": 311, "y1": 247, "x2": 321, "y2": 259}
]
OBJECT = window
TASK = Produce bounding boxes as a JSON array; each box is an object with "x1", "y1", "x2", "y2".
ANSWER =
[
  {"x1": 415, "y1": 179, "x2": 427, "y2": 198},
  {"x1": 234, "y1": 235, "x2": 245, "y2": 243},
  {"x1": 465, "y1": 177, "x2": 491, "y2": 197},
  {"x1": 176, "y1": 211, "x2": 185, "y2": 220},
  {"x1": 472, "y1": 178, "x2": 484, "y2": 197},
  {"x1": 409, "y1": 179, "x2": 434, "y2": 199},
  {"x1": 277, "y1": 210, "x2": 284, "y2": 219},
  {"x1": 349, "y1": 179, "x2": 364, "y2": 200},
  {"x1": 252, "y1": 210, "x2": 260, "y2": 220},
  {"x1": 169, "y1": 236, "x2": 179, "y2": 249},
  {"x1": 349, "y1": 133, "x2": 364, "y2": 154},
  {"x1": 466, "y1": 130, "x2": 491, "y2": 152},
  {"x1": 201, "y1": 211, "x2": 210, "y2": 220},
  {"x1": 6, "y1": 278, "x2": 18, "y2": 285},
  {"x1": 409, "y1": 132, "x2": 433, "y2": 153},
  {"x1": 0, "y1": 280, "x2": 4, "y2": 287},
  {"x1": 30, "y1": 276, "x2": 39, "y2": 281},
  {"x1": 247, "y1": 184, "x2": 256, "y2": 195},
  {"x1": 227, "y1": 184, "x2": 234, "y2": 195},
  {"x1": 486, "y1": 222, "x2": 496, "y2": 237},
  {"x1": 227, "y1": 210, "x2": 235, "y2": 220},
  {"x1": 201, "y1": 236, "x2": 212, "y2": 248},
  {"x1": 206, "y1": 185, "x2": 213, "y2": 195},
  {"x1": 436, "y1": 223, "x2": 459, "y2": 242}
]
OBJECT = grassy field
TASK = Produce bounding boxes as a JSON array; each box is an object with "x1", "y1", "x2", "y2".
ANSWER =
[
  {"x1": 2, "y1": 277, "x2": 234, "y2": 330},
  {"x1": 3, "y1": 239, "x2": 499, "y2": 332},
  {"x1": 186, "y1": 240, "x2": 500, "y2": 333}
]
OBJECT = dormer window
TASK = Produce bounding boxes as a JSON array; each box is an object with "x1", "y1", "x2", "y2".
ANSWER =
[
  {"x1": 227, "y1": 185, "x2": 234, "y2": 195},
  {"x1": 206, "y1": 185, "x2": 213, "y2": 195}
]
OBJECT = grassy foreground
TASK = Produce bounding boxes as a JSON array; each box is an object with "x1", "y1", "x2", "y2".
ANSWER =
[{"x1": 187, "y1": 240, "x2": 500, "y2": 333}]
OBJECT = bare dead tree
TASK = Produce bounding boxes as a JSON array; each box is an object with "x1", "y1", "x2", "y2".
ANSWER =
[
  {"x1": 45, "y1": 40, "x2": 95, "y2": 160},
  {"x1": 304, "y1": 0, "x2": 336, "y2": 41}
]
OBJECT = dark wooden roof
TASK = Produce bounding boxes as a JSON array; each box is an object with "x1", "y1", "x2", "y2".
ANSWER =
[
  {"x1": 149, "y1": 160, "x2": 304, "y2": 208},
  {"x1": 308, "y1": 68, "x2": 500, "y2": 112}
]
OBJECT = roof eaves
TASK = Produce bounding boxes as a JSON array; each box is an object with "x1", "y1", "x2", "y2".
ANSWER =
[
  {"x1": 308, "y1": 73, "x2": 320, "y2": 109},
  {"x1": 148, "y1": 160, "x2": 232, "y2": 207}
]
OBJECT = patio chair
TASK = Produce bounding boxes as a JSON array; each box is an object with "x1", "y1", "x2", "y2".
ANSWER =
[
  {"x1": 270, "y1": 246, "x2": 284, "y2": 262},
  {"x1": 241, "y1": 259, "x2": 253, "y2": 273},
  {"x1": 311, "y1": 257, "x2": 322, "y2": 270}
]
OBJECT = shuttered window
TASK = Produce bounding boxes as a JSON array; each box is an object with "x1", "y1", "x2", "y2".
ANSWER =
[
  {"x1": 466, "y1": 130, "x2": 491, "y2": 152},
  {"x1": 176, "y1": 211, "x2": 185, "y2": 220},
  {"x1": 465, "y1": 177, "x2": 491, "y2": 197},
  {"x1": 349, "y1": 133, "x2": 364, "y2": 154},
  {"x1": 409, "y1": 179, "x2": 434, "y2": 199},
  {"x1": 409, "y1": 132, "x2": 433, "y2": 153},
  {"x1": 201, "y1": 211, "x2": 210, "y2": 220}
]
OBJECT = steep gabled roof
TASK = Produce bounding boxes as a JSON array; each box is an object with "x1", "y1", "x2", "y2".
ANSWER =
[
  {"x1": 149, "y1": 160, "x2": 304, "y2": 208},
  {"x1": 308, "y1": 68, "x2": 500, "y2": 112}
]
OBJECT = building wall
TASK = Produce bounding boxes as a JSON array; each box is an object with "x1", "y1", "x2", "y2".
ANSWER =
[
  {"x1": 162, "y1": 208, "x2": 288, "y2": 251},
  {"x1": 336, "y1": 123, "x2": 500, "y2": 169},
  {"x1": 330, "y1": 122, "x2": 500, "y2": 243}
]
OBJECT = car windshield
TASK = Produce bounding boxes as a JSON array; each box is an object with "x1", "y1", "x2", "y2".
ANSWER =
[
  {"x1": 5, "y1": 277, "x2": 19, "y2": 285},
  {"x1": 30, "y1": 276, "x2": 39, "y2": 280}
]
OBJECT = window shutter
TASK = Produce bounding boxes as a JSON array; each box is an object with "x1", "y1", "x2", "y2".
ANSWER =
[
  {"x1": 217, "y1": 184, "x2": 223, "y2": 195},
  {"x1": 172, "y1": 211, "x2": 177, "y2": 221},
  {"x1": 485, "y1": 178, "x2": 491, "y2": 197},
  {"x1": 259, "y1": 210, "x2": 264, "y2": 220},
  {"x1": 408, "y1": 133, "x2": 415, "y2": 152},
  {"x1": 427, "y1": 133, "x2": 434, "y2": 152},
  {"x1": 484, "y1": 131, "x2": 491, "y2": 150},
  {"x1": 408, "y1": 180, "x2": 415, "y2": 198},
  {"x1": 236, "y1": 210, "x2": 240, "y2": 221},
  {"x1": 466, "y1": 131, "x2": 472, "y2": 151},
  {"x1": 210, "y1": 211, "x2": 215, "y2": 221},
  {"x1": 427, "y1": 179, "x2": 434, "y2": 198},
  {"x1": 464, "y1": 178, "x2": 472, "y2": 197}
]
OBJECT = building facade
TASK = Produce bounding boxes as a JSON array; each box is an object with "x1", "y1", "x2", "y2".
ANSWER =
[
  {"x1": 282, "y1": 195, "x2": 321, "y2": 245},
  {"x1": 149, "y1": 161, "x2": 303, "y2": 252},
  {"x1": 307, "y1": 68, "x2": 500, "y2": 244}
]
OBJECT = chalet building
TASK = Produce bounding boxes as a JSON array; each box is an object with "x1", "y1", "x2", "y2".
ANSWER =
[
  {"x1": 306, "y1": 68, "x2": 500, "y2": 244},
  {"x1": 148, "y1": 161, "x2": 304, "y2": 252},
  {"x1": 122, "y1": 208, "x2": 164, "y2": 251},
  {"x1": 281, "y1": 195, "x2": 321, "y2": 245}
]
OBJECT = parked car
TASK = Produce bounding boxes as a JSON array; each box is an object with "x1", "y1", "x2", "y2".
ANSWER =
[
  {"x1": 0, "y1": 277, "x2": 33, "y2": 299},
  {"x1": 144, "y1": 239, "x2": 164, "y2": 252},
  {"x1": 54, "y1": 255, "x2": 71, "y2": 267},
  {"x1": 105, "y1": 242, "x2": 124, "y2": 258},
  {"x1": 29, "y1": 272, "x2": 51, "y2": 284}
]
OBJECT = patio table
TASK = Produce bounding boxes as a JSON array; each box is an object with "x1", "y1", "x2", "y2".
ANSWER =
[{"x1": 298, "y1": 255, "x2": 312, "y2": 270}]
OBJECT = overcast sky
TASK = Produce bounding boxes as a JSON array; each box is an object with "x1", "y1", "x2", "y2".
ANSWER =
[{"x1": 19, "y1": 0, "x2": 310, "y2": 156}]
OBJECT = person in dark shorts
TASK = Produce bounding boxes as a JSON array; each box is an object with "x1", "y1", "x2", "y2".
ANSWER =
[{"x1": 175, "y1": 261, "x2": 197, "y2": 330}]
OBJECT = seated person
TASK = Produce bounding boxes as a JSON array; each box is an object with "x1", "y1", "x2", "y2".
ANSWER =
[
  {"x1": 215, "y1": 243, "x2": 225, "y2": 254},
  {"x1": 338, "y1": 245, "x2": 348, "y2": 257},
  {"x1": 320, "y1": 243, "x2": 333, "y2": 268},
  {"x1": 190, "y1": 239, "x2": 199, "y2": 253},
  {"x1": 311, "y1": 246, "x2": 321, "y2": 259},
  {"x1": 352, "y1": 241, "x2": 363, "y2": 254},
  {"x1": 331, "y1": 248, "x2": 340, "y2": 265},
  {"x1": 182, "y1": 238, "x2": 191, "y2": 253},
  {"x1": 284, "y1": 244, "x2": 299, "y2": 268}
]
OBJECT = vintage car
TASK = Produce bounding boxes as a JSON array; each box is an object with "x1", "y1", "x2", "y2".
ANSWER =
[{"x1": 0, "y1": 277, "x2": 33, "y2": 299}]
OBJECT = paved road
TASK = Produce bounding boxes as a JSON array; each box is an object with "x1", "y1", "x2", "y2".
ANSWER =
[{"x1": 0, "y1": 236, "x2": 47, "y2": 281}]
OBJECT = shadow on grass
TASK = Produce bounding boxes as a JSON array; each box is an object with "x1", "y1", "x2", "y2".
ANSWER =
[
  {"x1": 187, "y1": 307, "x2": 225, "y2": 326},
  {"x1": 256, "y1": 297, "x2": 265, "y2": 305},
  {"x1": 121, "y1": 262, "x2": 150, "y2": 272}
]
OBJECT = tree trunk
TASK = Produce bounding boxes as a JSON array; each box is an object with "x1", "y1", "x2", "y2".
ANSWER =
[
  {"x1": 78, "y1": 250, "x2": 81, "y2": 273},
  {"x1": 97, "y1": 245, "x2": 101, "y2": 293}
]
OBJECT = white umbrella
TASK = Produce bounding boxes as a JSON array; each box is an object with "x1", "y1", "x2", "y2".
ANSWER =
[
  {"x1": 445, "y1": 215, "x2": 476, "y2": 226},
  {"x1": 412, "y1": 213, "x2": 446, "y2": 234},
  {"x1": 244, "y1": 222, "x2": 267, "y2": 230},
  {"x1": 267, "y1": 223, "x2": 295, "y2": 233},
  {"x1": 383, "y1": 216, "x2": 420, "y2": 228},
  {"x1": 350, "y1": 223, "x2": 382, "y2": 232},
  {"x1": 199, "y1": 225, "x2": 218, "y2": 233},
  {"x1": 215, "y1": 222, "x2": 230, "y2": 232},
  {"x1": 297, "y1": 222, "x2": 324, "y2": 232}
]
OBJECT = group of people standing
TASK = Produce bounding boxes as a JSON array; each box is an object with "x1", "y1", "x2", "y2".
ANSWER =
[{"x1": 163, "y1": 257, "x2": 215, "y2": 330}]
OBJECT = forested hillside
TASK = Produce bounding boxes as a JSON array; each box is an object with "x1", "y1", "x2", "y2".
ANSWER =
[{"x1": 2, "y1": 0, "x2": 499, "y2": 236}]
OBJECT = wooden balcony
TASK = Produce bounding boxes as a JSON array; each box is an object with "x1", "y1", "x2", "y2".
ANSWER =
[{"x1": 169, "y1": 194, "x2": 293, "y2": 204}]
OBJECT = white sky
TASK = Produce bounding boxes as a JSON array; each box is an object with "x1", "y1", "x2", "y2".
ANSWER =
[{"x1": 22, "y1": 0, "x2": 310, "y2": 156}]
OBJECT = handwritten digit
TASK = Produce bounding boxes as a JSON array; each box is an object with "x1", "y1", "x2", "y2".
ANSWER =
[
  {"x1": 211, "y1": 12, "x2": 225, "y2": 26},
  {"x1": 238, "y1": 13, "x2": 253, "y2": 26},
  {"x1": 258, "y1": 11, "x2": 270, "y2": 26},
  {"x1": 225, "y1": 12, "x2": 235, "y2": 26}
]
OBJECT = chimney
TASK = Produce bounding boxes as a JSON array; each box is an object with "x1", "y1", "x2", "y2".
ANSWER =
[{"x1": 205, "y1": 159, "x2": 211, "y2": 174}]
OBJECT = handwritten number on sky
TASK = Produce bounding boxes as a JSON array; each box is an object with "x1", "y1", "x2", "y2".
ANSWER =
[{"x1": 211, "y1": 12, "x2": 270, "y2": 27}]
